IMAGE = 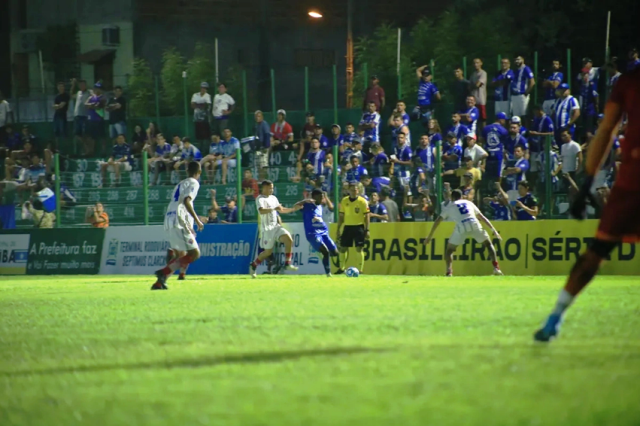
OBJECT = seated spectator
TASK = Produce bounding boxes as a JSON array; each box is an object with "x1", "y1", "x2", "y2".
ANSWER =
[
  {"x1": 173, "y1": 138, "x2": 203, "y2": 172},
  {"x1": 505, "y1": 122, "x2": 529, "y2": 161},
  {"x1": 344, "y1": 155, "x2": 368, "y2": 182},
  {"x1": 390, "y1": 113, "x2": 411, "y2": 148},
  {"x1": 311, "y1": 124, "x2": 328, "y2": 151},
  {"x1": 379, "y1": 187, "x2": 400, "y2": 222},
  {"x1": 200, "y1": 134, "x2": 221, "y2": 184},
  {"x1": 1, "y1": 124, "x2": 21, "y2": 154},
  {"x1": 441, "y1": 132, "x2": 463, "y2": 186},
  {"x1": 23, "y1": 199, "x2": 55, "y2": 228},
  {"x1": 20, "y1": 125, "x2": 37, "y2": 147},
  {"x1": 218, "y1": 129, "x2": 240, "y2": 185},
  {"x1": 459, "y1": 95, "x2": 479, "y2": 134},
  {"x1": 359, "y1": 101, "x2": 381, "y2": 143},
  {"x1": 148, "y1": 134, "x2": 172, "y2": 186},
  {"x1": 483, "y1": 183, "x2": 512, "y2": 220},
  {"x1": 209, "y1": 189, "x2": 238, "y2": 223},
  {"x1": 513, "y1": 181, "x2": 538, "y2": 220},
  {"x1": 463, "y1": 133, "x2": 487, "y2": 168},
  {"x1": 241, "y1": 169, "x2": 259, "y2": 199},
  {"x1": 86, "y1": 202, "x2": 109, "y2": 228},
  {"x1": 100, "y1": 134, "x2": 133, "y2": 187},
  {"x1": 131, "y1": 124, "x2": 148, "y2": 153},
  {"x1": 270, "y1": 109, "x2": 294, "y2": 151},
  {"x1": 446, "y1": 113, "x2": 470, "y2": 146},
  {"x1": 327, "y1": 124, "x2": 343, "y2": 153},
  {"x1": 369, "y1": 191, "x2": 389, "y2": 222}
]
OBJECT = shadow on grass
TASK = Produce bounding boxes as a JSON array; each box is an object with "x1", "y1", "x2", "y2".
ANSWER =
[{"x1": 2, "y1": 347, "x2": 387, "y2": 378}]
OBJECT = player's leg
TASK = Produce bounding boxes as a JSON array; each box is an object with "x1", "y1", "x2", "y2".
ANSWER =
[
  {"x1": 277, "y1": 228, "x2": 298, "y2": 271},
  {"x1": 444, "y1": 243, "x2": 457, "y2": 276},
  {"x1": 322, "y1": 234, "x2": 340, "y2": 273},
  {"x1": 353, "y1": 225, "x2": 366, "y2": 273},
  {"x1": 250, "y1": 248, "x2": 273, "y2": 277},
  {"x1": 534, "y1": 239, "x2": 616, "y2": 341},
  {"x1": 337, "y1": 226, "x2": 353, "y2": 274},
  {"x1": 153, "y1": 229, "x2": 200, "y2": 289},
  {"x1": 482, "y1": 240, "x2": 503, "y2": 275},
  {"x1": 310, "y1": 235, "x2": 332, "y2": 276}
]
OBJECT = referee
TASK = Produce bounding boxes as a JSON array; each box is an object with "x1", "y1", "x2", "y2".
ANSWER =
[{"x1": 336, "y1": 181, "x2": 370, "y2": 274}]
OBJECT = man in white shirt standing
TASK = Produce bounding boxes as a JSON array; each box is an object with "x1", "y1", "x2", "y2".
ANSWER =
[
  {"x1": 152, "y1": 161, "x2": 204, "y2": 290},
  {"x1": 70, "y1": 78, "x2": 91, "y2": 152},
  {"x1": 463, "y1": 133, "x2": 488, "y2": 168},
  {"x1": 249, "y1": 180, "x2": 303, "y2": 278},
  {"x1": 0, "y1": 91, "x2": 13, "y2": 135},
  {"x1": 558, "y1": 129, "x2": 583, "y2": 193},
  {"x1": 191, "y1": 82, "x2": 212, "y2": 145},
  {"x1": 469, "y1": 58, "x2": 488, "y2": 129},
  {"x1": 212, "y1": 83, "x2": 235, "y2": 138}
]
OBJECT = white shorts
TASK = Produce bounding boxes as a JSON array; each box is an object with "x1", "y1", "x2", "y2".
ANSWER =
[
  {"x1": 542, "y1": 100, "x2": 556, "y2": 116},
  {"x1": 511, "y1": 94, "x2": 530, "y2": 117},
  {"x1": 215, "y1": 159, "x2": 237, "y2": 168},
  {"x1": 260, "y1": 226, "x2": 291, "y2": 250},
  {"x1": 106, "y1": 162, "x2": 132, "y2": 173},
  {"x1": 529, "y1": 152, "x2": 540, "y2": 172},
  {"x1": 167, "y1": 227, "x2": 199, "y2": 252},
  {"x1": 495, "y1": 101, "x2": 511, "y2": 117},
  {"x1": 449, "y1": 221, "x2": 490, "y2": 246}
]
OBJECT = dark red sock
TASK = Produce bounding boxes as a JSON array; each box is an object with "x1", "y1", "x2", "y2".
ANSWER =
[
  {"x1": 285, "y1": 252, "x2": 293, "y2": 265},
  {"x1": 251, "y1": 258, "x2": 263, "y2": 268},
  {"x1": 161, "y1": 254, "x2": 194, "y2": 275},
  {"x1": 492, "y1": 261, "x2": 499, "y2": 269}
]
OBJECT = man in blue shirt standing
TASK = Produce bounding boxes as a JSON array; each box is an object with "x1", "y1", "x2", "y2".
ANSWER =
[
  {"x1": 441, "y1": 132, "x2": 462, "y2": 186},
  {"x1": 480, "y1": 113, "x2": 509, "y2": 183},
  {"x1": 492, "y1": 58, "x2": 514, "y2": 118},
  {"x1": 459, "y1": 95, "x2": 479, "y2": 135},
  {"x1": 504, "y1": 122, "x2": 529, "y2": 161},
  {"x1": 511, "y1": 55, "x2": 535, "y2": 119},
  {"x1": 100, "y1": 134, "x2": 132, "y2": 187},
  {"x1": 542, "y1": 60, "x2": 563, "y2": 115},
  {"x1": 446, "y1": 113, "x2": 470, "y2": 146},
  {"x1": 358, "y1": 102, "x2": 381, "y2": 143},
  {"x1": 414, "y1": 65, "x2": 441, "y2": 129},
  {"x1": 307, "y1": 137, "x2": 326, "y2": 176},
  {"x1": 295, "y1": 189, "x2": 340, "y2": 277},
  {"x1": 552, "y1": 83, "x2": 580, "y2": 147},
  {"x1": 528, "y1": 105, "x2": 555, "y2": 178},
  {"x1": 218, "y1": 128, "x2": 240, "y2": 185},
  {"x1": 503, "y1": 145, "x2": 530, "y2": 200},
  {"x1": 391, "y1": 132, "x2": 413, "y2": 190}
]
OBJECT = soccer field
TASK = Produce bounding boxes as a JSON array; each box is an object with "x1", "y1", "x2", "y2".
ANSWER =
[{"x1": 1, "y1": 275, "x2": 640, "y2": 426}]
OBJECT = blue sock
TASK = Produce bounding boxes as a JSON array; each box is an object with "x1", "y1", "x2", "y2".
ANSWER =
[{"x1": 322, "y1": 254, "x2": 331, "y2": 274}]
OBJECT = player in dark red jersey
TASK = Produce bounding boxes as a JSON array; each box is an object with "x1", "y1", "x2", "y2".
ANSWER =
[{"x1": 534, "y1": 68, "x2": 640, "y2": 342}]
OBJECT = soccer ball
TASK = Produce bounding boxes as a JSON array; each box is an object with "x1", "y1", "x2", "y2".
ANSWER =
[{"x1": 345, "y1": 267, "x2": 360, "y2": 277}]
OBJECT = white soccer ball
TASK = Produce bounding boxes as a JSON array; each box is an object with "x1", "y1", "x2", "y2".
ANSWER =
[{"x1": 345, "y1": 267, "x2": 360, "y2": 277}]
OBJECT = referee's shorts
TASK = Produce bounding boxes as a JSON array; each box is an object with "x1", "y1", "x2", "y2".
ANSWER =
[{"x1": 340, "y1": 225, "x2": 366, "y2": 248}]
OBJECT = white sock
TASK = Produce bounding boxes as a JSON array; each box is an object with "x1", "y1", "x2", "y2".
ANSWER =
[{"x1": 551, "y1": 289, "x2": 574, "y2": 316}]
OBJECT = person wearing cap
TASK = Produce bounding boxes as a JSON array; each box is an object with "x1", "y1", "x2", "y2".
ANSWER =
[
  {"x1": 542, "y1": 60, "x2": 563, "y2": 116},
  {"x1": 414, "y1": 65, "x2": 441, "y2": 127},
  {"x1": 480, "y1": 113, "x2": 509, "y2": 182},
  {"x1": 529, "y1": 105, "x2": 555, "y2": 178},
  {"x1": 503, "y1": 145, "x2": 530, "y2": 201},
  {"x1": 576, "y1": 57, "x2": 599, "y2": 90},
  {"x1": 363, "y1": 75, "x2": 385, "y2": 112},
  {"x1": 313, "y1": 125, "x2": 330, "y2": 151},
  {"x1": 463, "y1": 132, "x2": 488, "y2": 168},
  {"x1": 469, "y1": 58, "x2": 488, "y2": 129},
  {"x1": 459, "y1": 95, "x2": 479, "y2": 134},
  {"x1": 628, "y1": 47, "x2": 640, "y2": 71},
  {"x1": 492, "y1": 58, "x2": 515, "y2": 118},
  {"x1": 552, "y1": 82, "x2": 580, "y2": 146},
  {"x1": 191, "y1": 82, "x2": 212, "y2": 143},
  {"x1": 328, "y1": 124, "x2": 343, "y2": 153},
  {"x1": 209, "y1": 189, "x2": 238, "y2": 224},
  {"x1": 84, "y1": 81, "x2": 107, "y2": 156},
  {"x1": 358, "y1": 101, "x2": 381, "y2": 143},
  {"x1": 510, "y1": 55, "x2": 535, "y2": 119},
  {"x1": 270, "y1": 109, "x2": 294, "y2": 151},
  {"x1": 212, "y1": 82, "x2": 235, "y2": 137},
  {"x1": 510, "y1": 116, "x2": 527, "y2": 136}
]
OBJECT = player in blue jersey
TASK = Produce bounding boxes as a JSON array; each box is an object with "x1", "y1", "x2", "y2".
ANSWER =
[{"x1": 295, "y1": 189, "x2": 340, "y2": 277}]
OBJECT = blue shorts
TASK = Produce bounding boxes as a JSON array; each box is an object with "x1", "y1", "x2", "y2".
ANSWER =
[{"x1": 307, "y1": 233, "x2": 337, "y2": 253}]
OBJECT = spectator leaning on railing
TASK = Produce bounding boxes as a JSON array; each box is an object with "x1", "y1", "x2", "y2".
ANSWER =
[{"x1": 86, "y1": 202, "x2": 109, "y2": 228}]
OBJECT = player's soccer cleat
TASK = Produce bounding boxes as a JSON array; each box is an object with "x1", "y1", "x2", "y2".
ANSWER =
[
  {"x1": 335, "y1": 268, "x2": 345, "y2": 275},
  {"x1": 154, "y1": 269, "x2": 168, "y2": 285},
  {"x1": 534, "y1": 313, "x2": 562, "y2": 342},
  {"x1": 151, "y1": 281, "x2": 168, "y2": 290},
  {"x1": 249, "y1": 264, "x2": 257, "y2": 278},
  {"x1": 178, "y1": 274, "x2": 185, "y2": 281},
  {"x1": 326, "y1": 273, "x2": 332, "y2": 277},
  {"x1": 284, "y1": 264, "x2": 299, "y2": 272},
  {"x1": 493, "y1": 268, "x2": 504, "y2": 276}
]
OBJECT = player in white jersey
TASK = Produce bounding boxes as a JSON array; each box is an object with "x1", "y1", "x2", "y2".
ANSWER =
[
  {"x1": 152, "y1": 161, "x2": 204, "y2": 290},
  {"x1": 249, "y1": 180, "x2": 304, "y2": 278},
  {"x1": 423, "y1": 189, "x2": 503, "y2": 276}
]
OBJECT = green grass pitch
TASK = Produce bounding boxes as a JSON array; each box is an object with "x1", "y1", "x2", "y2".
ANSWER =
[{"x1": 1, "y1": 275, "x2": 640, "y2": 426}]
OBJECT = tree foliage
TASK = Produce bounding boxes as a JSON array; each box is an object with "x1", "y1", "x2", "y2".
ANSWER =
[
  {"x1": 160, "y1": 47, "x2": 187, "y2": 116},
  {"x1": 127, "y1": 58, "x2": 154, "y2": 118},
  {"x1": 187, "y1": 42, "x2": 216, "y2": 91}
]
